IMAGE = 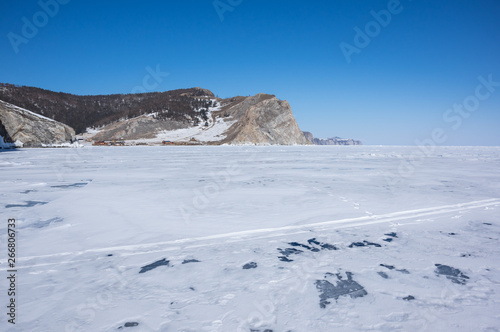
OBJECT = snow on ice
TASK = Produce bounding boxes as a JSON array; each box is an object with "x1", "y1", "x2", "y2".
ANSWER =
[{"x1": 0, "y1": 145, "x2": 499, "y2": 331}]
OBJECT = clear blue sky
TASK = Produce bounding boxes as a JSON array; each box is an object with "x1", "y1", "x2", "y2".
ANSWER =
[{"x1": 1, "y1": 0, "x2": 499, "y2": 145}]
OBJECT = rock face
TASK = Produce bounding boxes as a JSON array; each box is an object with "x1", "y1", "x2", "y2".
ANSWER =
[
  {"x1": 221, "y1": 94, "x2": 310, "y2": 145},
  {"x1": 303, "y1": 131, "x2": 362, "y2": 145},
  {"x1": 0, "y1": 100, "x2": 75, "y2": 147}
]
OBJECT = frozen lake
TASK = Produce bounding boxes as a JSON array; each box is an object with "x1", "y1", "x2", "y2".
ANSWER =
[{"x1": 1, "y1": 146, "x2": 500, "y2": 331}]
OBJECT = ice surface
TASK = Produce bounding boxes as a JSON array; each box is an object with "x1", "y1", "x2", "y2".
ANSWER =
[{"x1": 0, "y1": 145, "x2": 500, "y2": 331}]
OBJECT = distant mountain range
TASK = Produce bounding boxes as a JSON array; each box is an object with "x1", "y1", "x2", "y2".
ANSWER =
[
  {"x1": 0, "y1": 83, "x2": 360, "y2": 147},
  {"x1": 303, "y1": 131, "x2": 362, "y2": 145}
]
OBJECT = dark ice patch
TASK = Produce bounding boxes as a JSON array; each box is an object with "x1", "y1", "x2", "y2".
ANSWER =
[
  {"x1": 308, "y1": 238, "x2": 321, "y2": 246},
  {"x1": 278, "y1": 256, "x2": 293, "y2": 262},
  {"x1": 277, "y1": 247, "x2": 303, "y2": 262},
  {"x1": 182, "y1": 259, "x2": 200, "y2": 264},
  {"x1": 278, "y1": 248, "x2": 303, "y2": 256},
  {"x1": 308, "y1": 238, "x2": 337, "y2": 250},
  {"x1": 349, "y1": 241, "x2": 381, "y2": 248},
  {"x1": 403, "y1": 295, "x2": 415, "y2": 301},
  {"x1": 289, "y1": 242, "x2": 320, "y2": 252},
  {"x1": 380, "y1": 264, "x2": 395, "y2": 270},
  {"x1": 319, "y1": 243, "x2": 337, "y2": 250},
  {"x1": 139, "y1": 258, "x2": 170, "y2": 273},
  {"x1": 383, "y1": 238, "x2": 393, "y2": 242},
  {"x1": 315, "y1": 272, "x2": 367, "y2": 308},
  {"x1": 5, "y1": 201, "x2": 48, "y2": 208},
  {"x1": 384, "y1": 232, "x2": 398, "y2": 238},
  {"x1": 21, "y1": 189, "x2": 36, "y2": 194},
  {"x1": 483, "y1": 223, "x2": 492, "y2": 226},
  {"x1": 118, "y1": 322, "x2": 139, "y2": 329},
  {"x1": 363, "y1": 241, "x2": 381, "y2": 247},
  {"x1": 435, "y1": 264, "x2": 469, "y2": 285},
  {"x1": 278, "y1": 238, "x2": 337, "y2": 262},
  {"x1": 377, "y1": 271, "x2": 389, "y2": 279},
  {"x1": 380, "y1": 264, "x2": 409, "y2": 274},
  {"x1": 51, "y1": 182, "x2": 88, "y2": 189},
  {"x1": 243, "y1": 262, "x2": 258, "y2": 269}
]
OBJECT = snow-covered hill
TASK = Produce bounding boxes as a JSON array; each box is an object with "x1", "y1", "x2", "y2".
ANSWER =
[{"x1": 87, "y1": 99, "x2": 234, "y2": 144}]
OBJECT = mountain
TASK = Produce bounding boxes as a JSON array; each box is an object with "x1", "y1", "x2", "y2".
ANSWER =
[
  {"x1": 88, "y1": 93, "x2": 309, "y2": 145},
  {"x1": 0, "y1": 83, "x2": 218, "y2": 134},
  {"x1": 303, "y1": 131, "x2": 362, "y2": 145},
  {"x1": 0, "y1": 84, "x2": 310, "y2": 145},
  {"x1": 0, "y1": 100, "x2": 75, "y2": 148}
]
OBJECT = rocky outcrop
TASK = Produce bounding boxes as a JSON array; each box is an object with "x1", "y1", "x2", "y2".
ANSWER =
[
  {"x1": 303, "y1": 131, "x2": 362, "y2": 146},
  {"x1": 86, "y1": 93, "x2": 310, "y2": 145},
  {"x1": 221, "y1": 94, "x2": 310, "y2": 145},
  {"x1": 0, "y1": 100, "x2": 75, "y2": 147}
]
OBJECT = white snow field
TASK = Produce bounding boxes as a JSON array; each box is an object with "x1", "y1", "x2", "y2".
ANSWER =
[{"x1": 1, "y1": 145, "x2": 500, "y2": 332}]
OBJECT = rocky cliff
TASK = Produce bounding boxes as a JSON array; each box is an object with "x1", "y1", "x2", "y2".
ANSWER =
[
  {"x1": 220, "y1": 94, "x2": 310, "y2": 145},
  {"x1": 0, "y1": 100, "x2": 75, "y2": 148}
]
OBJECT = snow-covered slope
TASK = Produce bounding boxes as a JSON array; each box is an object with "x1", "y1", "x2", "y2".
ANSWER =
[
  {"x1": 86, "y1": 100, "x2": 232, "y2": 144},
  {"x1": 1, "y1": 146, "x2": 499, "y2": 331}
]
